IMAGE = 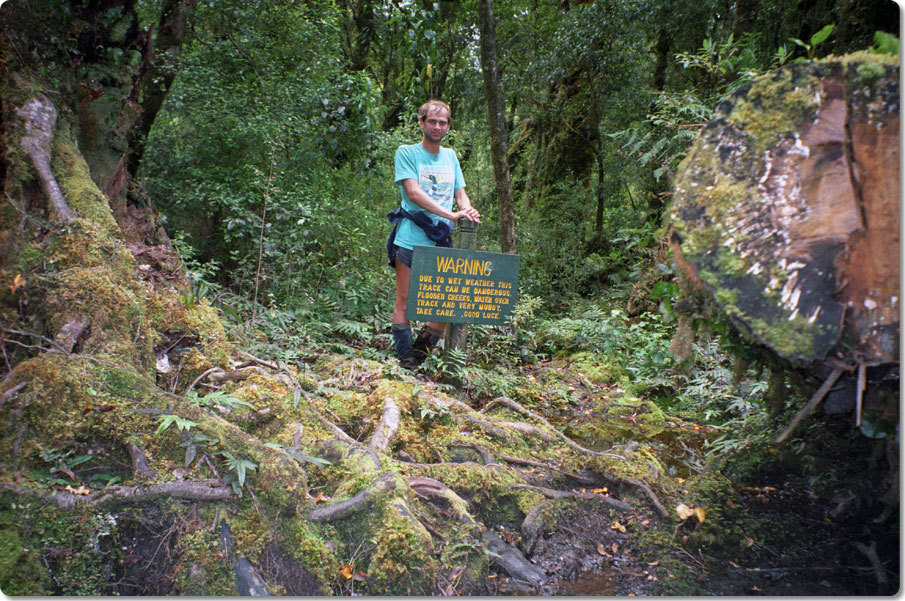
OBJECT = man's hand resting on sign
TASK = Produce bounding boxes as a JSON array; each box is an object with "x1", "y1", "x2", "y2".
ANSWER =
[{"x1": 453, "y1": 207, "x2": 481, "y2": 223}]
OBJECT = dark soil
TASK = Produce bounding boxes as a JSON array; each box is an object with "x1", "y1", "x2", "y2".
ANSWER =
[{"x1": 480, "y1": 387, "x2": 899, "y2": 596}]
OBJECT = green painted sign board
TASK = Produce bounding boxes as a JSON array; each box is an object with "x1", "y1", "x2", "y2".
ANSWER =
[{"x1": 406, "y1": 245, "x2": 520, "y2": 325}]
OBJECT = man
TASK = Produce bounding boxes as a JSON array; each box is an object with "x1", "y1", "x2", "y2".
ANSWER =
[{"x1": 388, "y1": 100, "x2": 480, "y2": 369}]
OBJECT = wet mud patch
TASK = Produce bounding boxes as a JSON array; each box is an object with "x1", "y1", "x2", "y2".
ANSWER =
[
  {"x1": 535, "y1": 506, "x2": 662, "y2": 595},
  {"x1": 483, "y1": 498, "x2": 663, "y2": 596}
]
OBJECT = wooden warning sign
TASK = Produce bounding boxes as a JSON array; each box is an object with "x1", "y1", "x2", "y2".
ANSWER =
[{"x1": 406, "y1": 246, "x2": 520, "y2": 325}]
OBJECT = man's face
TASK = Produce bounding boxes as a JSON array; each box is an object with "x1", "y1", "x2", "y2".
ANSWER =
[{"x1": 420, "y1": 110, "x2": 450, "y2": 143}]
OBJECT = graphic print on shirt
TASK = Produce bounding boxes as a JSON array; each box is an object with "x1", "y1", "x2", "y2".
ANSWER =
[{"x1": 419, "y1": 164, "x2": 455, "y2": 206}]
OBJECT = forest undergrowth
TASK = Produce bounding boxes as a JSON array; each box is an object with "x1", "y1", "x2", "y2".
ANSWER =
[{"x1": 1, "y1": 239, "x2": 898, "y2": 595}]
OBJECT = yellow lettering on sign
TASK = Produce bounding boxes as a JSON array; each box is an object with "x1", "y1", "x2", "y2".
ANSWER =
[{"x1": 436, "y1": 255, "x2": 492, "y2": 276}]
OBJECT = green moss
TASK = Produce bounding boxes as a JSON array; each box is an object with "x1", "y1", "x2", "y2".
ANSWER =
[
  {"x1": 829, "y1": 49, "x2": 899, "y2": 69},
  {"x1": 366, "y1": 499, "x2": 437, "y2": 595},
  {"x1": 14, "y1": 244, "x2": 47, "y2": 274},
  {"x1": 0, "y1": 503, "x2": 115, "y2": 595},
  {"x1": 728, "y1": 67, "x2": 822, "y2": 152},
  {"x1": 171, "y1": 529, "x2": 233, "y2": 595},
  {"x1": 52, "y1": 123, "x2": 120, "y2": 239},
  {"x1": 411, "y1": 462, "x2": 535, "y2": 527},
  {"x1": 5, "y1": 355, "x2": 159, "y2": 464},
  {"x1": 287, "y1": 521, "x2": 338, "y2": 591},
  {"x1": 178, "y1": 402, "x2": 309, "y2": 505},
  {"x1": 573, "y1": 397, "x2": 668, "y2": 444},
  {"x1": 747, "y1": 312, "x2": 833, "y2": 359},
  {"x1": 712, "y1": 286, "x2": 740, "y2": 308},
  {"x1": 569, "y1": 352, "x2": 621, "y2": 384},
  {"x1": 0, "y1": 526, "x2": 50, "y2": 594}
]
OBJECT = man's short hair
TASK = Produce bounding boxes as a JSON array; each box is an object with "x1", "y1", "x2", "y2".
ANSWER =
[{"x1": 419, "y1": 100, "x2": 451, "y2": 121}]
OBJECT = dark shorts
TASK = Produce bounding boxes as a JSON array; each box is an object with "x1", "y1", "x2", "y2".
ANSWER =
[{"x1": 391, "y1": 245, "x2": 413, "y2": 268}]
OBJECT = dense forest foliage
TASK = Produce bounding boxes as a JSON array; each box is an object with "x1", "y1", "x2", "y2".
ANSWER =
[
  {"x1": 0, "y1": 0, "x2": 899, "y2": 595},
  {"x1": 138, "y1": 0, "x2": 898, "y2": 326}
]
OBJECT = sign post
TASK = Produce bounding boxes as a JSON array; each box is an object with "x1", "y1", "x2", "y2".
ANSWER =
[
  {"x1": 405, "y1": 220, "x2": 520, "y2": 387},
  {"x1": 444, "y1": 219, "x2": 478, "y2": 382}
]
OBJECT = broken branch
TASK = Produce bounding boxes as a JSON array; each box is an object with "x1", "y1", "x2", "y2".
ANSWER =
[{"x1": 775, "y1": 368, "x2": 844, "y2": 444}]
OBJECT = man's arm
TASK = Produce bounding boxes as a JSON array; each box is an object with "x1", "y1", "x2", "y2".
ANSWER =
[
  {"x1": 401, "y1": 179, "x2": 479, "y2": 222},
  {"x1": 454, "y1": 188, "x2": 480, "y2": 222}
]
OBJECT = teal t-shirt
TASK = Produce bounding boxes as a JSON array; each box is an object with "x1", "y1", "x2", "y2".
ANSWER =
[{"x1": 393, "y1": 143, "x2": 465, "y2": 250}]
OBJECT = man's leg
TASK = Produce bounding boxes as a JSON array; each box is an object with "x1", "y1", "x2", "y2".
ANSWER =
[{"x1": 392, "y1": 249, "x2": 417, "y2": 368}]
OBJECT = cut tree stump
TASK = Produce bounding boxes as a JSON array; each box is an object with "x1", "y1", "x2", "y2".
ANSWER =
[{"x1": 670, "y1": 54, "x2": 899, "y2": 366}]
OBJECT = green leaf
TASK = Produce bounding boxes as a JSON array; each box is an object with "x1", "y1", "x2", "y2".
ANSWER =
[
  {"x1": 809, "y1": 24, "x2": 834, "y2": 47},
  {"x1": 871, "y1": 31, "x2": 900, "y2": 55},
  {"x1": 156, "y1": 414, "x2": 198, "y2": 436},
  {"x1": 66, "y1": 454, "x2": 94, "y2": 467},
  {"x1": 650, "y1": 281, "x2": 678, "y2": 299},
  {"x1": 286, "y1": 449, "x2": 332, "y2": 467},
  {"x1": 184, "y1": 444, "x2": 197, "y2": 467},
  {"x1": 859, "y1": 411, "x2": 894, "y2": 439}
]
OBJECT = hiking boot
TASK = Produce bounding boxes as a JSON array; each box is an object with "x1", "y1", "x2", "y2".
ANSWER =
[{"x1": 399, "y1": 355, "x2": 419, "y2": 371}]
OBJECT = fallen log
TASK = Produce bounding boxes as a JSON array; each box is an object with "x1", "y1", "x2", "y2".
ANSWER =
[{"x1": 670, "y1": 54, "x2": 899, "y2": 367}]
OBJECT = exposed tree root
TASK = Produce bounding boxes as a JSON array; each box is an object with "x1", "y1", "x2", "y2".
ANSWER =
[
  {"x1": 308, "y1": 472, "x2": 401, "y2": 522},
  {"x1": 407, "y1": 476, "x2": 480, "y2": 528},
  {"x1": 498, "y1": 453, "x2": 594, "y2": 484},
  {"x1": 369, "y1": 397, "x2": 400, "y2": 453},
  {"x1": 53, "y1": 316, "x2": 90, "y2": 354},
  {"x1": 208, "y1": 366, "x2": 270, "y2": 383},
  {"x1": 317, "y1": 438, "x2": 383, "y2": 472},
  {"x1": 15, "y1": 95, "x2": 76, "y2": 224},
  {"x1": 235, "y1": 349, "x2": 284, "y2": 372},
  {"x1": 855, "y1": 361, "x2": 866, "y2": 427},
  {"x1": 220, "y1": 519, "x2": 272, "y2": 596},
  {"x1": 512, "y1": 483, "x2": 632, "y2": 511},
  {"x1": 482, "y1": 396, "x2": 622, "y2": 459},
  {"x1": 183, "y1": 367, "x2": 223, "y2": 395},
  {"x1": 459, "y1": 413, "x2": 513, "y2": 440},
  {"x1": 452, "y1": 441, "x2": 500, "y2": 466},
  {"x1": 0, "y1": 381, "x2": 27, "y2": 406},
  {"x1": 854, "y1": 540, "x2": 888, "y2": 591},
  {"x1": 482, "y1": 529, "x2": 546, "y2": 585},
  {"x1": 495, "y1": 421, "x2": 554, "y2": 441},
  {"x1": 0, "y1": 479, "x2": 234, "y2": 508},
  {"x1": 776, "y1": 368, "x2": 843, "y2": 444},
  {"x1": 595, "y1": 473, "x2": 669, "y2": 518}
]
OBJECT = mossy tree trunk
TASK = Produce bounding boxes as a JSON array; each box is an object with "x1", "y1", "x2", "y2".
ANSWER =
[
  {"x1": 670, "y1": 55, "x2": 899, "y2": 434},
  {"x1": 0, "y1": 0, "x2": 311, "y2": 593},
  {"x1": 671, "y1": 56, "x2": 899, "y2": 367}
]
